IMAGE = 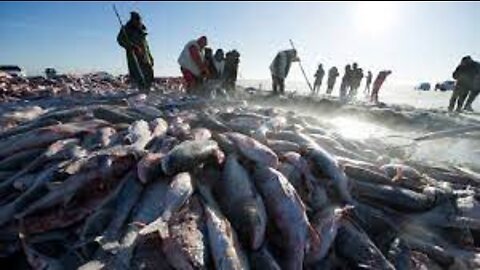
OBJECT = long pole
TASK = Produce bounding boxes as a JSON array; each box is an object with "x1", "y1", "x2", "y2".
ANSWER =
[
  {"x1": 289, "y1": 39, "x2": 314, "y2": 93},
  {"x1": 113, "y1": 5, "x2": 146, "y2": 89}
]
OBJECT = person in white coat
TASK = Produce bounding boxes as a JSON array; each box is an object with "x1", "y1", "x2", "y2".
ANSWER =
[
  {"x1": 178, "y1": 36, "x2": 208, "y2": 93},
  {"x1": 212, "y1": 49, "x2": 225, "y2": 80},
  {"x1": 270, "y1": 49, "x2": 299, "y2": 95}
]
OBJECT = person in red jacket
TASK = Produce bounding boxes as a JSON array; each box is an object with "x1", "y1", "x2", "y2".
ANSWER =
[
  {"x1": 178, "y1": 36, "x2": 209, "y2": 93},
  {"x1": 370, "y1": 70, "x2": 392, "y2": 103}
]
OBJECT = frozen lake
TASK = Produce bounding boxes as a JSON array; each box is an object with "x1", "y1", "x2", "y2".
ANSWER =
[{"x1": 238, "y1": 79, "x2": 480, "y2": 113}]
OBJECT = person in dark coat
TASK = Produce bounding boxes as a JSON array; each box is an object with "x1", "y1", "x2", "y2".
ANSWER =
[
  {"x1": 364, "y1": 71, "x2": 373, "y2": 95},
  {"x1": 464, "y1": 63, "x2": 480, "y2": 112},
  {"x1": 313, "y1": 64, "x2": 325, "y2": 95},
  {"x1": 339, "y1": 64, "x2": 352, "y2": 103},
  {"x1": 117, "y1": 11, "x2": 154, "y2": 92},
  {"x1": 224, "y1": 50, "x2": 240, "y2": 92},
  {"x1": 326, "y1": 66, "x2": 339, "y2": 95},
  {"x1": 448, "y1": 56, "x2": 478, "y2": 112},
  {"x1": 269, "y1": 49, "x2": 299, "y2": 95},
  {"x1": 370, "y1": 70, "x2": 392, "y2": 104}
]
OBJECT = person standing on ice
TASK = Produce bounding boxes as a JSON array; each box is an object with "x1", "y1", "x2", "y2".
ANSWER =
[
  {"x1": 313, "y1": 64, "x2": 325, "y2": 95},
  {"x1": 117, "y1": 11, "x2": 154, "y2": 92},
  {"x1": 326, "y1": 66, "x2": 339, "y2": 95},
  {"x1": 212, "y1": 49, "x2": 225, "y2": 79},
  {"x1": 370, "y1": 70, "x2": 392, "y2": 104},
  {"x1": 448, "y1": 56, "x2": 478, "y2": 112},
  {"x1": 339, "y1": 64, "x2": 352, "y2": 103},
  {"x1": 224, "y1": 50, "x2": 240, "y2": 92},
  {"x1": 349, "y1": 63, "x2": 363, "y2": 99},
  {"x1": 178, "y1": 36, "x2": 209, "y2": 94},
  {"x1": 464, "y1": 64, "x2": 480, "y2": 112},
  {"x1": 364, "y1": 70, "x2": 373, "y2": 95},
  {"x1": 270, "y1": 49, "x2": 300, "y2": 95}
]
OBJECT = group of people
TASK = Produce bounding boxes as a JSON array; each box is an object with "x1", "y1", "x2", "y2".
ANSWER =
[
  {"x1": 117, "y1": 12, "x2": 240, "y2": 94},
  {"x1": 449, "y1": 55, "x2": 480, "y2": 112},
  {"x1": 118, "y1": 11, "x2": 480, "y2": 112},
  {"x1": 177, "y1": 36, "x2": 241, "y2": 95},
  {"x1": 313, "y1": 63, "x2": 390, "y2": 104},
  {"x1": 269, "y1": 49, "x2": 391, "y2": 104}
]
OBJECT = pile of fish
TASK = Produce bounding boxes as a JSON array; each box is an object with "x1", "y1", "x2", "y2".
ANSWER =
[
  {"x1": 0, "y1": 72, "x2": 136, "y2": 103},
  {"x1": 0, "y1": 90, "x2": 479, "y2": 270}
]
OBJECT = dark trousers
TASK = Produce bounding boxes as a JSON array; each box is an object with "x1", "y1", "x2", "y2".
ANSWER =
[
  {"x1": 448, "y1": 84, "x2": 469, "y2": 112},
  {"x1": 364, "y1": 82, "x2": 371, "y2": 94},
  {"x1": 464, "y1": 89, "x2": 479, "y2": 109},
  {"x1": 313, "y1": 82, "x2": 322, "y2": 94},
  {"x1": 272, "y1": 75, "x2": 285, "y2": 95},
  {"x1": 326, "y1": 79, "x2": 336, "y2": 94}
]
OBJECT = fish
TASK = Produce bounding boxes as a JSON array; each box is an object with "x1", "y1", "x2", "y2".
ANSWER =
[
  {"x1": 93, "y1": 106, "x2": 136, "y2": 124},
  {"x1": 124, "y1": 120, "x2": 152, "y2": 150},
  {"x1": 225, "y1": 132, "x2": 279, "y2": 168},
  {"x1": 9, "y1": 138, "x2": 85, "y2": 181},
  {"x1": 137, "y1": 153, "x2": 163, "y2": 184},
  {"x1": 403, "y1": 237, "x2": 454, "y2": 268},
  {"x1": 352, "y1": 181, "x2": 435, "y2": 212},
  {"x1": 381, "y1": 163, "x2": 423, "y2": 181},
  {"x1": 12, "y1": 173, "x2": 38, "y2": 191},
  {"x1": 82, "y1": 127, "x2": 117, "y2": 150},
  {"x1": 253, "y1": 166, "x2": 314, "y2": 270},
  {"x1": 215, "y1": 155, "x2": 267, "y2": 250},
  {"x1": 0, "y1": 118, "x2": 60, "y2": 141},
  {"x1": 211, "y1": 132, "x2": 237, "y2": 154},
  {"x1": 17, "y1": 150, "x2": 137, "y2": 220},
  {"x1": 344, "y1": 164, "x2": 394, "y2": 186},
  {"x1": 19, "y1": 232, "x2": 64, "y2": 270},
  {"x1": 334, "y1": 221, "x2": 395, "y2": 270},
  {"x1": 160, "y1": 140, "x2": 224, "y2": 176},
  {"x1": 190, "y1": 128, "x2": 212, "y2": 141},
  {"x1": 268, "y1": 130, "x2": 318, "y2": 149},
  {"x1": 130, "y1": 233, "x2": 174, "y2": 270},
  {"x1": 0, "y1": 162, "x2": 70, "y2": 227},
  {"x1": 140, "y1": 172, "x2": 194, "y2": 235},
  {"x1": 249, "y1": 245, "x2": 281, "y2": 270},
  {"x1": 304, "y1": 146, "x2": 353, "y2": 204},
  {"x1": 80, "y1": 171, "x2": 138, "y2": 250},
  {"x1": 20, "y1": 157, "x2": 136, "y2": 234},
  {"x1": 0, "y1": 122, "x2": 99, "y2": 158},
  {"x1": 93, "y1": 178, "x2": 171, "y2": 270},
  {"x1": 387, "y1": 238, "x2": 413, "y2": 270},
  {"x1": 167, "y1": 122, "x2": 191, "y2": 140},
  {"x1": 160, "y1": 196, "x2": 210, "y2": 269},
  {"x1": 266, "y1": 140, "x2": 300, "y2": 155},
  {"x1": 99, "y1": 172, "x2": 144, "y2": 243},
  {"x1": 193, "y1": 112, "x2": 231, "y2": 133},
  {"x1": 203, "y1": 201, "x2": 250, "y2": 270},
  {"x1": 35, "y1": 107, "x2": 91, "y2": 123},
  {"x1": 306, "y1": 205, "x2": 354, "y2": 264},
  {"x1": 0, "y1": 147, "x2": 44, "y2": 171},
  {"x1": 149, "y1": 117, "x2": 168, "y2": 138}
]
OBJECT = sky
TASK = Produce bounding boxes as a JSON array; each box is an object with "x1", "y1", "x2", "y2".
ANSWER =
[{"x1": 1, "y1": 1, "x2": 479, "y2": 84}]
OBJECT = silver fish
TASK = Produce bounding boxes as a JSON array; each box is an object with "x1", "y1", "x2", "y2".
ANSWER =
[
  {"x1": 216, "y1": 155, "x2": 267, "y2": 250},
  {"x1": 161, "y1": 140, "x2": 224, "y2": 176},
  {"x1": 253, "y1": 166, "x2": 315, "y2": 270},
  {"x1": 225, "y1": 132, "x2": 278, "y2": 168},
  {"x1": 140, "y1": 172, "x2": 194, "y2": 235}
]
